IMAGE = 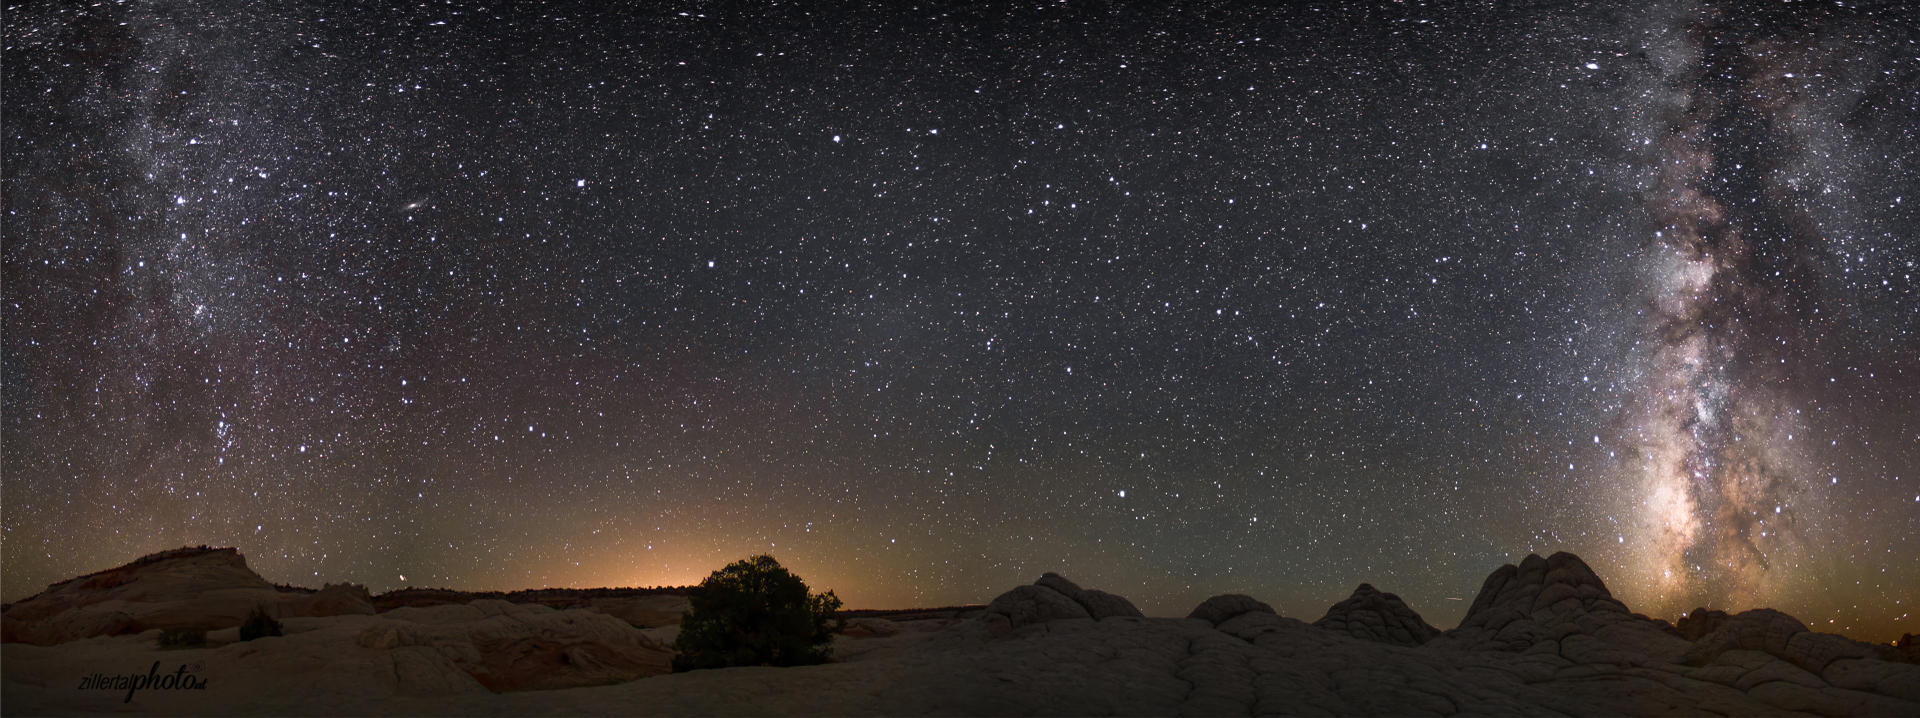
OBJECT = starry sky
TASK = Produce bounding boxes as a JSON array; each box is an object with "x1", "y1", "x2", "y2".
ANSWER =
[{"x1": 4, "y1": 1, "x2": 1916, "y2": 640}]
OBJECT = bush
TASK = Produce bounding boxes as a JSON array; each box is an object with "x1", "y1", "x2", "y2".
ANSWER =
[
  {"x1": 671, "y1": 555, "x2": 843, "y2": 671},
  {"x1": 157, "y1": 627, "x2": 207, "y2": 648},
  {"x1": 239, "y1": 604, "x2": 283, "y2": 641}
]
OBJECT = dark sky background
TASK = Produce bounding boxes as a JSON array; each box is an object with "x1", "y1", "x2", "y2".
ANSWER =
[{"x1": 4, "y1": 1, "x2": 1915, "y2": 640}]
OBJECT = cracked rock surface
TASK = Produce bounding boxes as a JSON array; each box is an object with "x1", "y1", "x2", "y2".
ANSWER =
[
  {"x1": 0, "y1": 547, "x2": 377, "y2": 646},
  {"x1": 984, "y1": 572, "x2": 1144, "y2": 629},
  {"x1": 4, "y1": 552, "x2": 1916, "y2": 716},
  {"x1": 1312, "y1": 583, "x2": 1442, "y2": 646}
]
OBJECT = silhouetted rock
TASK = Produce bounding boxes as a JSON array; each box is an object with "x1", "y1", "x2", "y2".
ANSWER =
[
  {"x1": 1076, "y1": 589, "x2": 1144, "y2": 620},
  {"x1": 981, "y1": 573, "x2": 1142, "y2": 629},
  {"x1": 1186, "y1": 594, "x2": 1275, "y2": 626},
  {"x1": 307, "y1": 582, "x2": 377, "y2": 616},
  {"x1": 984, "y1": 585, "x2": 1090, "y2": 628},
  {"x1": 1311, "y1": 583, "x2": 1441, "y2": 646},
  {"x1": 1428, "y1": 551, "x2": 1669, "y2": 656},
  {"x1": 1034, "y1": 572, "x2": 1083, "y2": 599},
  {"x1": 1681, "y1": 608, "x2": 1911, "y2": 684},
  {"x1": 1674, "y1": 606, "x2": 1732, "y2": 640}
]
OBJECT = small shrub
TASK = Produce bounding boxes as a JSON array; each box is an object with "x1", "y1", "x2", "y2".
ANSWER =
[
  {"x1": 157, "y1": 627, "x2": 207, "y2": 648},
  {"x1": 239, "y1": 604, "x2": 283, "y2": 641},
  {"x1": 671, "y1": 554, "x2": 842, "y2": 671}
]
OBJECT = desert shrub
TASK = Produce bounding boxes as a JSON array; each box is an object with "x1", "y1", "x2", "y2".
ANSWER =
[
  {"x1": 157, "y1": 627, "x2": 207, "y2": 648},
  {"x1": 671, "y1": 554, "x2": 842, "y2": 671},
  {"x1": 239, "y1": 604, "x2": 283, "y2": 641}
]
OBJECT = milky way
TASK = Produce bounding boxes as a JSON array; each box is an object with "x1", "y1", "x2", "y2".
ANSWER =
[
  {"x1": 1611, "y1": 1, "x2": 1917, "y2": 620},
  {"x1": 5, "y1": 1, "x2": 1915, "y2": 639}
]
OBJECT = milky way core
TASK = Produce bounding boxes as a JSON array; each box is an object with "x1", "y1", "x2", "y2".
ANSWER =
[{"x1": 1618, "y1": 2, "x2": 1902, "y2": 617}]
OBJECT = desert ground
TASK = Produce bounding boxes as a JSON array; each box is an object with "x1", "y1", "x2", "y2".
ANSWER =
[{"x1": 3, "y1": 546, "x2": 1916, "y2": 716}]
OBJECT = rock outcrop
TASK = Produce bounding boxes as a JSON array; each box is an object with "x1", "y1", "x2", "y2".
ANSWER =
[
  {"x1": 981, "y1": 572, "x2": 1143, "y2": 629},
  {"x1": 1426, "y1": 551, "x2": 1920, "y2": 712},
  {"x1": 0, "y1": 547, "x2": 693, "y2": 648},
  {"x1": 1427, "y1": 550, "x2": 1674, "y2": 657},
  {"x1": 1311, "y1": 583, "x2": 1441, "y2": 646},
  {"x1": 1, "y1": 546, "x2": 374, "y2": 646},
  {"x1": 1185, "y1": 593, "x2": 1276, "y2": 626},
  {"x1": 1674, "y1": 606, "x2": 1731, "y2": 640},
  {"x1": 355, "y1": 600, "x2": 674, "y2": 692},
  {"x1": 1679, "y1": 608, "x2": 1914, "y2": 696},
  {"x1": 372, "y1": 587, "x2": 690, "y2": 629},
  {"x1": 5, "y1": 549, "x2": 1917, "y2": 716}
]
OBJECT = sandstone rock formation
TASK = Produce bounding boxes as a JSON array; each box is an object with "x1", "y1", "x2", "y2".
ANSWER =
[
  {"x1": 2, "y1": 547, "x2": 677, "y2": 697},
  {"x1": 1311, "y1": 583, "x2": 1441, "y2": 646},
  {"x1": 371, "y1": 587, "x2": 690, "y2": 630},
  {"x1": 355, "y1": 600, "x2": 674, "y2": 692},
  {"x1": 1427, "y1": 550, "x2": 1667, "y2": 656},
  {"x1": 982, "y1": 572, "x2": 1142, "y2": 629},
  {"x1": 1, "y1": 547, "x2": 374, "y2": 646},
  {"x1": 1186, "y1": 593, "x2": 1276, "y2": 626},
  {"x1": 1681, "y1": 608, "x2": 1912, "y2": 690},
  {"x1": 5, "y1": 549, "x2": 1917, "y2": 716},
  {"x1": 839, "y1": 617, "x2": 902, "y2": 638},
  {"x1": 1674, "y1": 606, "x2": 1732, "y2": 640}
]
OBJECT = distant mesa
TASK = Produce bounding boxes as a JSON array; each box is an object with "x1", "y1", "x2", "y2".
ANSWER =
[
  {"x1": 370, "y1": 586, "x2": 691, "y2": 629},
  {"x1": 0, "y1": 546, "x2": 695, "y2": 646},
  {"x1": 1312, "y1": 582, "x2": 1442, "y2": 646}
]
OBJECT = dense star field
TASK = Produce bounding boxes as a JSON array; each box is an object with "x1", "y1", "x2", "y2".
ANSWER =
[{"x1": 4, "y1": 2, "x2": 1915, "y2": 640}]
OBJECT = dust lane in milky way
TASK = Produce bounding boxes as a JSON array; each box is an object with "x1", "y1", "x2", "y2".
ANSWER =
[
  {"x1": 1606, "y1": 2, "x2": 1918, "y2": 623},
  {"x1": 3, "y1": 1, "x2": 1915, "y2": 639},
  {"x1": 1622, "y1": 4, "x2": 1837, "y2": 616}
]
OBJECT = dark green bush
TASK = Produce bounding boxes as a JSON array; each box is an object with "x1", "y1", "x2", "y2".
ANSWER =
[
  {"x1": 238, "y1": 604, "x2": 283, "y2": 641},
  {"x1": 671, "y1": 554, "x2": 842, "y2": 671},
  {"x1": 157, "y1": 627, "x2": 207, "y2": 648}
]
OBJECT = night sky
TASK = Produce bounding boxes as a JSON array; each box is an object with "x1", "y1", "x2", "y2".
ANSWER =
[{"x1": 4, "y1": 1, "x2": 1916, "y2": 640}]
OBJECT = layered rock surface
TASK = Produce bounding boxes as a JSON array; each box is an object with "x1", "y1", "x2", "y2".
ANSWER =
[
  {"x1": 1, "y1": 547, "x2": 693, "y2": 647},
  {"x1": 981, "y1": 571, "x2": 1143, "y2": 631},
  {"x1": 5, "y1": 550, "x2": 1916, "y2": 716},
  {"x1": 372, "y1": 587, "x2": 690, "y2": 629},
  {"x1": 1, "y1": 547, "x2": 376, "y2": 646},
  {"x1": 352, "y1": 600, "x2": 675, "y2": 692},
  {"x1": 1312, "y1": 583, "x2": 1442, "y2": 646},
  {"x1": 1187, "y1": 593, "x2": 1277, "y2": 626}
]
